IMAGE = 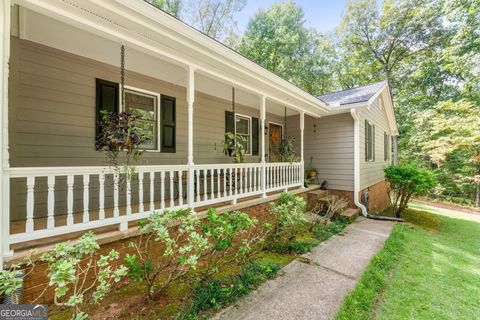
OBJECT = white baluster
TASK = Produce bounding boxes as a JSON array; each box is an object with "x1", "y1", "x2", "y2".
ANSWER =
[
  {"x1": 113, "y1": 173, "x2": 119, "y2": 218},
  {"x1": 67, "y1": 175, "x2": 74, "y2": 225},
  {"x1": 249, "y1": 167, "x2": 253, "y2": 193},
  {"x1": 203, "y1": 169, "x2": 208, "y2": 201},
  {"x1": 138, "y1": 172, "x2": 144, "y2": 213},
  {"x1": 47, "y1": 176, "x2": 55, "y2": 229},
  {"x1": 126, "y1": 176, "x2": 132, "y2": 215},
  {"x1": 178, "y1": 171, "x2": 183, "y2": 206},
  {"x1": 149, "y1": 172, "x2": 155, "y2": 211},
  {"x1": 233, "y1": 168, "x2": 237, "y2": 196},
  {"x1": 222, "y1": 169, "x2": 227, "y2": 197},
  {"x1": 239, "y1": 167, "x2": 243, "y2": 195},
  {"x1": 217, "y1": 169, "x2": 221, "y2": 199},
  {"x1": 25, "y1": 176, "x2": 35, "y2": 232},
  {"x1": 160, "y1": 171, "x2": 166, "y2": 209},
  {"x1": 99, "y1": 173, "x2": 105, "y2": 220},
  {"x1": 210, "y1": 169, "x2": 214, "y2": 199},
  {"x1": 83, "y1": 174, "x2": 90, "y2": 223},
  {"x1": 228, "y1": 168, "x2": 232, "y2": 197},
  {"x1": 169, "y1": 170, "x2": 174, "y2": 208},
  {"x1": 196, "y1": 169, "x2": 201, "y2": 202}
]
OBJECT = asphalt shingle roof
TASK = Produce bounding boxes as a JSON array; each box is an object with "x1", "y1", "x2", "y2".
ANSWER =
[{"x1": 318, "y1": 81, "x2": 386, "y2": 106}]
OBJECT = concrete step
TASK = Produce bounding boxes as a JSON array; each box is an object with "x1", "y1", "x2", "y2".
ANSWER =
[{"x1": 340, "y1": 208, "x2": 361, "y2": 222}]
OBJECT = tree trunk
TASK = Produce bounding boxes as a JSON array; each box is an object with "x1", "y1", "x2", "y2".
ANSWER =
[
  {"x1": 476, "y1": 181, "x2": 480, "y2": 207},
  {"x1": 392, "y1": 135, "x2": 399, "y2": 165}
]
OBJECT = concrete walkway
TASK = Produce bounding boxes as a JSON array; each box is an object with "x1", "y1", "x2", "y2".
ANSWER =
[{"x1": 214, "y1": 217, "x2": 394, "y2": 320}]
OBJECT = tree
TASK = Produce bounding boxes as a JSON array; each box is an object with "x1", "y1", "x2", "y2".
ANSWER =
[
  {"x1": 384, "y1": 164, "x2": 437, "y2": 217},
  {"x1": 414, "y1": 100, "x2": 480, "y2": 206},
  {"x1": 237, "y1": 1, "x2": 335, "y2": 95},
  {"x1": 186, "y1": 0, "x2": 247, "y2": 43},
  {"x1": 148, "y1": 0, "x2": 183, "y2": 18},
  {"x1": 339, "y1": 0, "x2": 444, "y2": 85}
]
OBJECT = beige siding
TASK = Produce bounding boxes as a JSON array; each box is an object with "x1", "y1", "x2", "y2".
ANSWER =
[
  {"x1": 9, "y1": 37, "x2": 283, "y2": 167},
  {"x1": 359, "y1": 97, "x2": 393, "y2": 190},
  {"x1": 288, "y1": 113, "x2": 354, "y2": 191},
  {"x1": 8, "y1": 37, "x2": 283, "y2": 219}
]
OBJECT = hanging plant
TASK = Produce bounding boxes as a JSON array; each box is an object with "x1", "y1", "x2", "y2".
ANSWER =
[
  {"x1": 96, "y1": 110, "x2": 149, "y2": 176},
  {"x1": 279, "y1": 136, "x2": 299, "y2": 163},
  {"x1": 223, "y1": 132, "x2": 246, "y2": 163}
]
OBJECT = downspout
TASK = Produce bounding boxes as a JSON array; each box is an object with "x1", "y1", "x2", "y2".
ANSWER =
[
  {"x1": 350, "y1": 109, "x2": 368, "y2": 217},
  {"x1": 350, "y1": 109, "x2": 403, "y2": 222}
]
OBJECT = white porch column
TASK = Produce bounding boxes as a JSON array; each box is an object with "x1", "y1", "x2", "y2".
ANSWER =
[
  {"x1": 300, "y1": 111, "x2": 305, "y2": 188},
  {"x1": 186, "y1": 66, "x2": 195, "y2": 212},
  {"x1": 260, "y1": 96, "x2": 266, "y2": 197},
  {"x1": 1, "y1": 0, "x2": 11, "y2": 269}
]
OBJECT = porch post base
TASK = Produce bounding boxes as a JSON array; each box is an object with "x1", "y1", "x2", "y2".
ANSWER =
[{"x1": 119, "y1": 221, "x2": 128, "y2": 232}]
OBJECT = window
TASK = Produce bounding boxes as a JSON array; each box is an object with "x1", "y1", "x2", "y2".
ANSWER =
[
  {"x1": 384, "y1": 132, "x2": 391, "y2": 161},
  {"x1": 124, "y1": 88, "x2": 159, "y2": 150},
  {"x1": 365, "y1": 120, "x2": 375, "y2": 162},
  {"x1": 235, "y1": 114, "x2": 251, "y2": 154},
  {"x1": 225, "y1": 111, "x2": 259, "y2": 156}
]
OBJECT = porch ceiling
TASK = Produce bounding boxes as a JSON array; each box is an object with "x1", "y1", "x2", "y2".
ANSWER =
[{"x1": 12, "y1": 0, "x2": 326, "y2": 117}]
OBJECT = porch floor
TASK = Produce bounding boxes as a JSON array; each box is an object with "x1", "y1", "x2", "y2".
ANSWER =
[{"x1": 7, "y1": 185, "x2": 318, "y2": 263}]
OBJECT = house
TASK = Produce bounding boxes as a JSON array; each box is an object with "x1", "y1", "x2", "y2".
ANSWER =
[{"x1": 0, "y1": 0, "x2": 398, "y2": 269}]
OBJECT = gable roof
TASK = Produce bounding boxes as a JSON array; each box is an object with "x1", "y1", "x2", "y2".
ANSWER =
[{"x1": 318, "y1": 81, "x2": 387, "y2": 106}]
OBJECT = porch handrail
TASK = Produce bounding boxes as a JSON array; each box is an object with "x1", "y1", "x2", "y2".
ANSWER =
[{"x1": 3, "y1": 162, "x2": 303, "y2": 258}]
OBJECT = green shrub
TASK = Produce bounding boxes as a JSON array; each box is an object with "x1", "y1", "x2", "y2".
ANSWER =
[
  {"x1": 269, "y1": 192, "x2": 308, "y2": 243},
  {"x1": 40, "y1": 232, "x2": 127, "y2": 318},
  {"x1": 125, "y1": 209, "x2": 210, "y2": 301},
  {"x1": 384, "y1": 164, "x2": 436, "y2": 217}
]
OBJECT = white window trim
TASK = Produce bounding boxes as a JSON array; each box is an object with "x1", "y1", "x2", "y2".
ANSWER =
[
  {"x1": 366, "y1": 120, "x2": 375, "y2": 162},
  {"x1": 235, "y1": 113, "x2": 252, "y2": 156},
  {"x1": 121, "y1": 85, "x2": 161, "y2": 152}
]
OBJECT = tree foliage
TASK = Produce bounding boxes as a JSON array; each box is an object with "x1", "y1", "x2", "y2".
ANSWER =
[
  {"x1": 237, "y1": 1, "x2": 335, "y2": 95},
  {"x1": 385, "y1": 164, "x2": 437, "y2": 217}
]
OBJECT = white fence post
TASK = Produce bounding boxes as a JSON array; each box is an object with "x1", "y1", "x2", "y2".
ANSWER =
[
  {"x1": 187, "y1": 66, "x2": 195, "y2": 213},
  {"x1": 260, "y1": 96, "x2": 267, "y2": 198},
  {"x1": 300, "y1": 111, "x2": 305, "y2": 188}
]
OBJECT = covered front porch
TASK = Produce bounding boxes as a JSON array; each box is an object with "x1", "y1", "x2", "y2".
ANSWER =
[{"x1": 0, "y1": 1, "x2": 329, "y2": 263}]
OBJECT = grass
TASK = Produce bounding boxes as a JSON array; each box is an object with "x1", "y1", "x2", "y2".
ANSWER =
[{"x1": 336, "y1": 207, "x2": 480, "y2": 320}]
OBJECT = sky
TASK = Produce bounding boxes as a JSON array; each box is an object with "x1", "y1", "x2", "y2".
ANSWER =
[{"x1": 236, "y1": 0, "x2": 349, "y2": 34}]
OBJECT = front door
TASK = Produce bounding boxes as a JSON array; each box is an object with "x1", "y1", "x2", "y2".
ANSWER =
[{"x1": 269, "y1": 123, "x2": 283, "y2": 162}]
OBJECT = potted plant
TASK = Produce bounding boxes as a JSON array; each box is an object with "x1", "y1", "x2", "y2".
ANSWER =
[
  {"x1": 96, "y1": 110, "x2": 149, "y2": 177},
  {"x1": 305, "y1": 166, "x2": 318, "y2": 178},
  {"x1": 279, "y1": 136, "x2": 299, "y2": 163},
  {"x1": 223, "y1": 132, "x2": 246, "y2": 163}
]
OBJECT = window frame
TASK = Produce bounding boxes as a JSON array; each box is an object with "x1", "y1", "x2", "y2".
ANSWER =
[
  {"x1": 365, "y1": 120, "x2": 375, "y2": 162},
  {"x1": 384, "y1": 132, "x2": 391, "y2": 162},
  {"x1": 121, "y1": 85, "x2": 161, "y2": 152},
  {"x1": 235, "y1": 113, "x2": 252, "y2": 156}
]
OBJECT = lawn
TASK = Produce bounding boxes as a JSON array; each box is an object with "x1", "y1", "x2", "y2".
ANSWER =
[{"x1": 336, "y1": 207, "x2": 480, "y2": 320}]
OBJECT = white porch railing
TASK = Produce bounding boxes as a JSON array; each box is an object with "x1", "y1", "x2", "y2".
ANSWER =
[{"x1": 4, "y1": 162, "x2": 303, "y2": 255}]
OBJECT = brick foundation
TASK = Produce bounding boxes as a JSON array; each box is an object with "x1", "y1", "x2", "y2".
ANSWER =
[
  {"x1": 17, "y1": 190, "x2": 310, "y2": 304},
  {"x1": 361, "y1": 180, "x2": 391, "y2": 214},
  {"x1": 325, "y1": 189, "x2": 355, "y2": 208}
]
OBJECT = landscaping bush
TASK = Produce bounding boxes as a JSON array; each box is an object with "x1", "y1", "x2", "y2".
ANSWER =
[
  {"x1": 197, "y1": 208, "x2": 269, "y2": 280},
  {"x1": 125, "y1": 209, "x2": 209, "y2": 301},
  {"x1": 39, "y1": 232, "x2": 128, "y2": 319},
  {"x1": 384, "y1": 164, "x2": 436, "y2": 218},
  {"x1": 268, "y1": 192, "x2": 308, "y2": 244},
  {"x1": 125, "y1": 208, "x2": 267, "y2": 301}
]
